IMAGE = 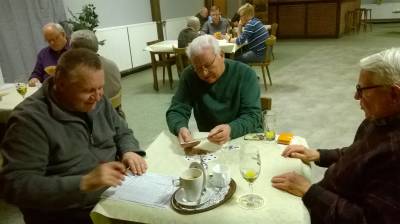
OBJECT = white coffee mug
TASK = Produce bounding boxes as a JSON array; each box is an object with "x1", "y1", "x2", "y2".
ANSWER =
[
  {"x1": 176, "y1": 168, "x2": 204, "y2": 202},
  {"x1": 210, "y1": 164, "x2": 231, "y2": 188}
]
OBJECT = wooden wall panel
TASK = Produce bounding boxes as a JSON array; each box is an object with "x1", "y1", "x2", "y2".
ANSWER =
[
  {"x1": 268, "y1": 5, "x2": 277, "y2": 24},
  {"x1": 253, "y1": 0, "x2": 269, "y2": 24},
  {"x1": 307, "y1": 3, "x2": 337, "y2": 36},
  {"x1": 278, "y1": 5, "x2": 306, "y2": 37}
]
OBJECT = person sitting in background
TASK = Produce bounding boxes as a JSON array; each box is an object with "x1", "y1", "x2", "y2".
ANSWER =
[
  {"x1": 178, "y1": 16, "x2": 201, "y2": 48},
  {"x1": 195, "y1": 6, "x2": 208, "y2": 28},
  {"x1": 29, "y1": 23, "x2": 69, "y2": 87},
  {"x1": 70, "y1": 30, "x2": 124, "y2": 117},
  {"x1": 228, "y1": 3, "x2": 268, "y2": 63},
  {"x1": 1, "y1": 49, "x2": 147, "y2": 224},
  {"x1": 271, "y1": 48, "x2": 400, "y2": 223},
  {"x1": 166, "y1": 35, "x2": 262, "y2": 146},
  {"x1": 201, "y1": 6, "x2": 230, "y2": 37}
]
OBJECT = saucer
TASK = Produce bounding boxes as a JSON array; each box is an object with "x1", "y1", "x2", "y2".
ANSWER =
[{"x1": 174, "y1": 187, "x2": 212, "y2": 208}]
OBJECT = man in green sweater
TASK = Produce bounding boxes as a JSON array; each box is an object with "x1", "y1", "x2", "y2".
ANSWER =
[{"x1": 166, "y1": 35, "x2": 262, "y2": 145}]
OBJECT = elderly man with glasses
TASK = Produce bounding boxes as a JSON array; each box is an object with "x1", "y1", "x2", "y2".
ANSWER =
[
  {"x1": 28, "y1": 23, "x2": 69, "y2": 87},
  {"x1": 166, "y1": 35, "x2": 262, "y2": 146},
  {"x1": 271, "y1": 48, "x2": 400, "y2": 223}
]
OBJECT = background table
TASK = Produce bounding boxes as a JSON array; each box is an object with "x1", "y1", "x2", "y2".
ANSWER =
[
  {"x1": 144, "y1": 39, "x2": 242, "y2": 58},
  {"x1": 0, "y1": 84, "x2": 39, "y2": 123},
  {"x1": 91, "y1": 131, "x2": 311, "y2": 224}
]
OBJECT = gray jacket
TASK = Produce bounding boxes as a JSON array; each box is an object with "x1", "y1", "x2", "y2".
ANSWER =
[{"x1": 0, "y1": 77, "x2": 143, "y2": 211}]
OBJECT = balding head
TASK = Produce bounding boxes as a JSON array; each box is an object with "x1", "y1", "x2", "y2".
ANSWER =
[
  {"x1": 187, "y1": 16, "x2": 200, "y2": 31},
  {"x1": 42, "y1": 23, "x2": 67, "y2": 51}
]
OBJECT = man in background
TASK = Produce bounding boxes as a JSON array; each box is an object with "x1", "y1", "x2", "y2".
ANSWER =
[
  {"x1": 29, "y1": 23, "x2": 69, "y2": 86},
  {"x1": 195, "y1": 6, "x2": 208, "y2": 28},
  {"x1": 1, "y1": 49, "x2": 147, "y2": 224},
  {"x1": 178, "y1": 16, "x2": 201, "y2": 48},
  {"x1": 201, "y1": 6, "x2": 230, "y2": 36},
  {"x1": 228, "y1": 3, "x2": 268, "y2": 63},
  {"x1": 166, "y1": 35, "x2": 262, "y2": 145}
]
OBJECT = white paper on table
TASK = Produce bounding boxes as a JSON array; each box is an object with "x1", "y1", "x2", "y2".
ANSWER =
[
  {"x1": 101, "y1": 172, "x2": 177, "y2": 208},
  {"x1": 192, "y1": 132, "x2": 221, "y2": 152},
  {"x1": 0, "y1": 83, "x2": 15, "y2": 91}
]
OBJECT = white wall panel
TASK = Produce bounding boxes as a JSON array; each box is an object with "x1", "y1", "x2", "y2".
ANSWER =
[
  {"x1": 96, "y1": 27, "x2": 132, "y2": 71},
  {"x1": 164, "y1": 17, "x2": 187, "y2": 40},
  {"x1": 127, "y1": 22, "x2": 158, "y2": 67},
  {"x1": 361, "y1": 3, "x2": 400, "y2": 20}
]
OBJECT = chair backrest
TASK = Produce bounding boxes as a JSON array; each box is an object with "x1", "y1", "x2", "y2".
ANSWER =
[
  {"x1": 110, "y1": 90, "x2": 122, "y2": 109},
  {"x1": 261, "y1": 96, "x2": 272, "y2": 111},
  {"x1": 173, "y1": 47, "x2": 187, "y2": 77},
  {"x1": 270, "y1": 23, "x2": 278, "y2": 36},
  {"x1": 146, "y1": 40, "x2": 161, "y2": 46},
  {"x1": 262, "y1": 36, "x2": 276, "y2": 64}
]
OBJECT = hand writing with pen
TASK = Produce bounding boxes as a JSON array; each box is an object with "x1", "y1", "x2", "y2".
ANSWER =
[{"x1": 79, "y1": 152, "x2": 147, "y2": 192}]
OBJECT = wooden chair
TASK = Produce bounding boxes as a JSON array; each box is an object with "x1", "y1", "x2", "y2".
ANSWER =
[
  {"x1": 270, "y1": 23, "x2": 278, "y2": 36},
  {"x1": 345, "y1": 10, "x2": 361, "y2": 34},
  {"x1": 146, "y1": 40, "x2": 175, "y2": 91},
  {"x1": 248, "y1": 36, "x2": 275, "y2": 90},
  {"x1": 109, "y1": 90, "x2": 125, "y2": 119},
  {"x1": 356, "y1": 8, "x2": 372, "y2": 32},
  {"x1": 269, "y1": 23, "x2": 278, "y2": 59},
  {"x1": 173, "y1": 47, "x2": 188, "y2": 79}
]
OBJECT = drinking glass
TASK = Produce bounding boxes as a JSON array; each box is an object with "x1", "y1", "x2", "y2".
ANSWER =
[
  {"x1": 263, "y1": 111, "x2": 276, "y2": 141},
  {"x1": 15, "y1": 82, "x2": 27, "y2": 99},
  {"x1": 238, "y1": 143, "x2": 264, "y2": 209}
]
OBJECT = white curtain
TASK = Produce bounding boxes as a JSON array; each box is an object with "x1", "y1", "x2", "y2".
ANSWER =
[{"x1": 0, "y1": 0, "x2": 66, "y2": 82}]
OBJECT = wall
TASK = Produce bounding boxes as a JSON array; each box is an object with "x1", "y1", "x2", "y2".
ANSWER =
[
  {"x1": 362, "y1": 0, "x2": 399, "y2": 3},
  {"x1": 159, "y1": 0, "x2": 203, "y2": 20},
  {"x1": 63, "y1": 0, "x2": 152, "y2": 28},
  {"x1": 0, "y1": 65, "x2": 4, "y2": 85},
  {"x1": 361, "y1": 2, "x2": 400, "y2": 20}
]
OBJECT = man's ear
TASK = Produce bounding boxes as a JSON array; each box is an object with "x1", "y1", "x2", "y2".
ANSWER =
[{"x1": 219, "y1": 50, "x2": 225, "y2": 58}]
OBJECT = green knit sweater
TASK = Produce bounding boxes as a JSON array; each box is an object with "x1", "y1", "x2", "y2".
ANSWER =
[{"x1": 166, "y1": 59, "x2": 262, "y2": 139}]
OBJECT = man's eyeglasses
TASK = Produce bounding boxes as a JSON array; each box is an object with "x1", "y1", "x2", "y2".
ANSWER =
[
  {"x1": 194, "y1": 54, "x2": 217, "y2": 74},
  {"x1": 355, "y1": 84, "x2": 384, "y2": 97}
]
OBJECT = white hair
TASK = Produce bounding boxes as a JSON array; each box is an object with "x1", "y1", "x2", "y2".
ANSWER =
[
  {"x1": 360, "y1": 48, "x2": 400, "y2": 85},
  {"x1": 43, "y1": 22, "x2": 65, "y2": 33},
  {"x1": 70, "y1": 29, "x2": 99, "y2": 52},
  {"x1": 187, "y1": 16, "x2": 200, "y2": 31},
  {"x1": 186, "y1": 35, "x2": 221, "y2": 59}
]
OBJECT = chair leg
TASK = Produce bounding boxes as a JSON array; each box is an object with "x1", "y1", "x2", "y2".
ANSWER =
[
  {"x1": 261, "y1": 66, "x2": 268, "y2": 91},
  {"x1": 266, "y1": 66, "x2": 272, "y2": 85},
  {"x1": 271, "y1": 46, "x2": 275, "y2": 60},
  {"x1": 162, "y1": 66, "x2": 166, "y2": 85},
  {"x1": 167, "y1": 64, "x2": 173, "y2": 89}
]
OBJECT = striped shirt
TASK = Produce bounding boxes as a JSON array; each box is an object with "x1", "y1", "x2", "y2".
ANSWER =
[{"x1": 236, "y1": 18, "x2": 269, "y2": 56}]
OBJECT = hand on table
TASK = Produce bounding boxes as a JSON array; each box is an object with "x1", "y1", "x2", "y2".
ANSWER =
[
  {"x1": 80, "y1": 161, "x2": 126, "y2": 192},
  {"x1": 28, "y1": 78, "x2": 40, "y2": 87},
  {"x1": 208, "y1": 124, "x2": 231, "y2": 145},
  {"x1": 271, "y1": 171, "x2": 311, "y2": 197},
  {"x1": 122, "y1": 151, "x2": 147, "y2": 175},
  {"x1": 281, "y1": 145, "x2": 320, "y2": 164}
]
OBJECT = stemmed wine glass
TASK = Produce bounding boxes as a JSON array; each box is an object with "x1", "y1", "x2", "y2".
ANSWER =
[
  {"x1": 238, "y1": 143, "x2": 264, "y2": 209},
  {"x1": 15, "y1": 82, "x2": 27, "y2": 99}
]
